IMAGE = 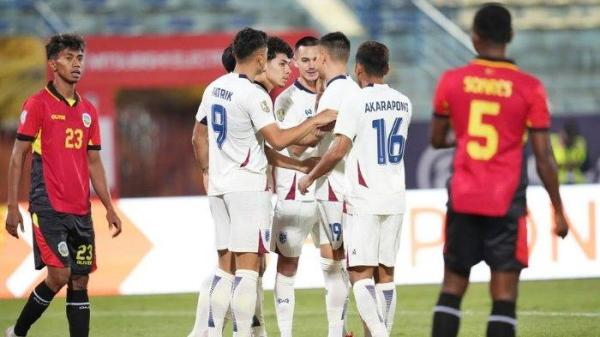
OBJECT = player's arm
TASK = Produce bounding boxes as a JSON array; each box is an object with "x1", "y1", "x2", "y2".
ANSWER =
[
  {"x1": 293, "y1": 127, "x2": 325, "y2": 149},
  {"x1": 530, "y1": 130, "x2": 568, "y2": 238},
  {"x1": 192, "y1": 119, "x2": 209, "y2": 190},
  {"x1": 5, "y1": 140, "x2": 31, "y2": 238},
  {"x1": 260, "y1": 109, "x2": 336, "y2": 151},
  {"x1": 265, "y1": 146, "x2": 318, "y2": 174},
  {"x1": 88, "y1": 150, "x2": 122, "y2": 237},
  {"x1": 430, "y1": 115, "x2": 455, "y2": 149},
  {"x1": 298, "y1": 134, "x2": 352, "y2": 194}
]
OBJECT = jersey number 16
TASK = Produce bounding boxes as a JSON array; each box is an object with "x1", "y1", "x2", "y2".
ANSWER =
[{"x1": 372, "y1": 117, "x2": 406, "y2": 165}]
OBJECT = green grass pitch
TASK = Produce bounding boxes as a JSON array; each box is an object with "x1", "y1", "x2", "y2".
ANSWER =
[{"x1": 1, "y1": 278, "x2": 598, "y2": 336}]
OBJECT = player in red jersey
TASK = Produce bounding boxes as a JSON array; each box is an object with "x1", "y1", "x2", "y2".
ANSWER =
[
  {"x1": 429, "y1": 4, "x2": 568, "y2": 337},
  {"x1": 4, "y1": 34, "x2": 121, "y2": 337}
]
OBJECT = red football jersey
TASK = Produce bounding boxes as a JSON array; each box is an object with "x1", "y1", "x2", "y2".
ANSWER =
[
  {"x1": 17, "y1": 82, "x2": 101, "y2": 215},
  {"x1": 433, "y1": 57, "x2": 550, "y2": 216}
]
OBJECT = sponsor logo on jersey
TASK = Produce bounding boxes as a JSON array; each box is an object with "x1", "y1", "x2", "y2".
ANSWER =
[
  {"x1": 279, "y1": 231, "x2": 287, "y2": 244},
  {"x1": 51, "y1": 114, "x2": 66, "y2": 121},
  {"x1": 304, "y1": 108, "x2": 312, "y2": 116},
  {"x1": 264, "y1": 229, "x2": 271, "y2": 243},
  {"x1": 261, "y1": 100, "x2": 271, "y2": 113},
  {"x1": 58, "y1": 241, "x2": 69, "y2": 257},
  {"x1": 20, "y1": 110, "x2": 28, "y2": 124},
  {"x1": 82, "y1": 113, "x2": 92, "y2": 128}
]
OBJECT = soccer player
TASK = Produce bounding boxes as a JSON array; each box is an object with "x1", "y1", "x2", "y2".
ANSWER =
[
  {"x1": 311, "y1": 31, "x2": 361, "y2": 337},
  {"x1": 429, "y1": 4, "x2": 569, "y2": 337},
  {"x1": 4, "y1": 34, "x2": 122, "y2": 337},
  {"x1": 270, "y1": 36, "x2": 325, "y2": 337},
  {"x1": 193, "y1": 27, "x2": 336, "y2": 337},
  {"x1": 299, "y1": 41, "x2": 411, "y2": 337}
]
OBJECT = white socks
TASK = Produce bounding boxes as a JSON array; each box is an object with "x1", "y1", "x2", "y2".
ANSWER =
[
  {"x1": 208, "y1": 269, "x2": 234, "y2": 337},
  {"x1": 252, "y1": 276, "x2": 267, "y2": 337},
  {"x1": 274, "y1": 273, "x2": 296, "y2": 337},
  {"x1": 375, "y1": 282, "x2": 396, "y2": 334},
  {"x1": 188, "y1": 275, "x2": 212, "y2": 337},
  {"x1": 231, "y1": 269, "x2": 258, "y2": 337},
  {"x1": 321, "y1": 258, "x2": 349, "y2": 337},
  {"x1": 353, "y1": 278, "x2": 388, "y2": 337}
]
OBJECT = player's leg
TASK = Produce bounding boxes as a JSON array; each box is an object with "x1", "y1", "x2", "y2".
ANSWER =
[
  {"x1": 432, "y1": 210, "x2": 483, "y2": 337},
  {"x1": 317, "y1": 201, "x2": 349, "y2": 337},
  {"x1": 374, "y1": 214, "x2": 403, "y2": 334},
  {"x1": 252, "y1": 255, "x2": 267, "y2": 337},
  {"x1": 11, "y1": 212, "x2": 71, "y2": 337},
  {"x1": 188, "y1": 274, "x2": 212, "y2": 337},
  {"x1": 227, "y1": 191, "x2": 271, "y2": 337},
  {"x1": 346, "y1": 214, "x2": 388, "y2": 337},
  {"x1": 207, "y1": 196, "x2": 235, "y2": 337},
  {"x1": 65, "y1": 213, "x2": 96, "y2": 337},
  {"x1": 484, "y1": 215, "x2": 527, "y2": 337}
]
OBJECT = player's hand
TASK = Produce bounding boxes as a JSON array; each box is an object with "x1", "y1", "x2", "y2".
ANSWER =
[
  {"x1": 107, "y1": 208, "x2": 122, "y2": 238},
  {"x1": 553, "y1": 210, "x2": 569, "y2": 239},
  {"x1": 300, "y1": 157, "x2": 321, "y2": 174},
  {"x1": 5, "y1": 206, "x2": 24, "y2": 239},
  {"x1": 298, "y1": 175, "x2": 314, "y2": 195},
  {"x1": 313, "y1": 110, "x2": 337, "y2": 127},
  {"x1": 312, "y1": 128, "x2": 326, "y2": 138}
]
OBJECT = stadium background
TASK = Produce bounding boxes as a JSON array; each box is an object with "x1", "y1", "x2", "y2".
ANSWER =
[{"x1": 0, "y1": 0, "x2": 599, "y2": 336}]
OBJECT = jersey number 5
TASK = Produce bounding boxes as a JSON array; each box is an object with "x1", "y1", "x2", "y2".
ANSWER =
[
  {"x1": 372, "y1": 117, "x2": 405, "y2": 165},
  {"x1": 467, "y1": 100, "x2": 500, "y2": 160},
  {"x1": 211, "y1": 104, "x2": 227, "y2": 149}
]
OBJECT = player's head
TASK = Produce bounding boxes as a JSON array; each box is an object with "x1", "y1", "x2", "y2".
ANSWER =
[
  {"x1": 354, "y1": 41, "x2": 389, "y2": 88},
  {"x1": 232, "y1": 27, "x2": 268, "y2": 75},
  {"x1": 294, "y1": 36, "x2": 320, "y2": 83},
  {"x1": 46, "y1": 33, "x2": 85, "y2": 84},
  {"x1": 265, "y1": 36, "x2": 293, "y2": 88},
  {"x1": 221, "y1": 45, "x2": 236, "y2": 73},
  {"x1": 318, "y1": 32, "x2": 350, "y2": 76},
  {"x1": 472, "y1": 3, "x2": 513, "y2": 51}
]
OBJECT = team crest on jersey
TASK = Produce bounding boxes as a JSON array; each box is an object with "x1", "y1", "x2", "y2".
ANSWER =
[
  {"x1": 279, "y1": 232, "x2": 287, "y2": 244},
  {"x1": 82, "y1": 113, "x2": 92, "y2": 128},
  {"x1": 20, "y1": 110, "x2": 28, "y2": 124},
  {"x1": 57, "y1": 242, "x2": 69, "y2": 257},
  {"x1": 260, "y1": 100, "x2": 271, "y2": 113},
  {"x1": 276, "y1": 108, "x2": 286, "y2": 122}
]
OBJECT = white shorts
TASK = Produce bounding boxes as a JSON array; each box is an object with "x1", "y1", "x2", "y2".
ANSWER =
[
  {"x1": 209, "y1": 191, "x2": 272, "y2": 253},
  {"x1": 271, "y1": 200, "x2": 321, "y2": 257},
  {"x1": 344, "y1": 213, "x2": 404, "y2": 268},
  {"x1": 316, "y1": 200, "x2": 344, "y2": 250}
]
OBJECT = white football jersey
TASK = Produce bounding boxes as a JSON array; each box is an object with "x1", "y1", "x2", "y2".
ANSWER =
[
  {"x1": 315, "y1": 75, "x2": 361, "y2": 201},
  {"x1": 196, "y1": 73, "x2": 276, "y2": 196},
  {"x1": 273, "y1": 80, "x2": 318, "y2": 201},
  {"x1": 334, "y1": 83, "x2": 412, "y2": 214}
]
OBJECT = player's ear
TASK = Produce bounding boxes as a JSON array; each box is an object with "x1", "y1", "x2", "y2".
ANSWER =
[{"x1": 48, "y1": 58, "x2": 57, "y2": 72}]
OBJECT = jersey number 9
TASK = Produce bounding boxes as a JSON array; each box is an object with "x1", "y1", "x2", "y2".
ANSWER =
[{"x1": 211, "y1": 104, "x2": 227, "y2": 149}]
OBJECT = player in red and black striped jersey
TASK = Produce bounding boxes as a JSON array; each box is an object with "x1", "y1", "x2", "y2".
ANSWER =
[
  {"x1": 4, "y1": 34, "x2": 121, "y2": 337},
  {"x1": 429, "y1": 4, "x2": 568, "y2": 337}
]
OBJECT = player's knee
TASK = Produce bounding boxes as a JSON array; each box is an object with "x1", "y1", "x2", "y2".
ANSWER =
[
  {"x1": 69, "y1": 274, "x2": 89, "y2": 290},
  {"x1": 46, "y1": 267, "x2": 71, "y2": 291},
  {"x1": 277, "y1": 256, "x2": 299, "y2": 277}
]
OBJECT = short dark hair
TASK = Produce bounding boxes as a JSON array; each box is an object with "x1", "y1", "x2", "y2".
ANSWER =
[
  {"x1": 221, "y1": 45, "x2": 236, "y2": 72},
  {"x1": 46, "y1": 34, "x2": 85, "y2": 60},
  {"x1": 473, "y1": 3, "x2": 512, "y2": 44},
  {"x1": 295, "y1": 36, "x2": 319, "y2": 50},
  {"x1": 267, "y1": 36, "x2": 293, "y2": 61},
  {"x1": 319, "y1": 32, "x2": 350, "y2": 62},
  {"x1": 356, "y1": 41, "x2": 389, "y2": 77},
  {"x1": 232, "y1": 27, "x2": 268, "y2": 61}
]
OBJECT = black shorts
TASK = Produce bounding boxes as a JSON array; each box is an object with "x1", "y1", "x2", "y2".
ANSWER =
[
  {"x1": 443, "y1": 208, "x2": 528, "y2": 276},
  {"x1": 31, "y1": 210, "x2": 96, "y2": 275}
]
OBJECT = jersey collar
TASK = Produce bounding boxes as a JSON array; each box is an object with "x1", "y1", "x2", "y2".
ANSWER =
[
  {"x1": 326, "y1": 74, "x2": 347, "y2": 87},
  {"x1": 236, "y1": 73, "x2": 253, "y2": 83},
  {"x1": 45, "y1": 81, "x2": 80, "y2": 107},
  {"x1": 294, "y1": 80, "x2": 316, "y2": 94},
  {"x1": 471, "y1": 56, "x2": 519, "y2": 71},
  {"x1": 254, "y1": 81, "x2": 269, "y2": 93}
]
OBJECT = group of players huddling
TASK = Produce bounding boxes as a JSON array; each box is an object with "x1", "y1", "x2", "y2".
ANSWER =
[{"x1": 5, "y1": 3, "x2": 568, "y2": 337}]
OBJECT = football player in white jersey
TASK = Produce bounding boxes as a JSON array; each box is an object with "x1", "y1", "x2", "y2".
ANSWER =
[
  {"x1": 311, "y1": 32, "x2": 362, "y2": 337},
  {"x1": 194, "y1": 28, "x2": 336, "y2": 337},
  {"x1": 270, "y1": 36, "x2": 326, "y2": 337},
  {"x1": 299, "y1": 41, "x2": 412, "y2": 337}
]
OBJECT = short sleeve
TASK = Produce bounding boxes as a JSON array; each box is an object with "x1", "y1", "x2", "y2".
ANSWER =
[
  {"x1": 195, "y1": 94, "x2": 209, "y2": 123},
  {"x1": 16, "y1": 98, "x2": 43, "y2": 141},
  {"x1": 274, "y1": 93, "x2": 302, "y2": 128},
  {"x1": 527, "y1": 81, "x2": 551, "y2": 130},
  {"x1": 317, "y1": 83, "x2": 344, "y2": 113},
  {"x1": 433, "y1": 72, "x2": 450, "y2": 117},
  {"x1": 87, "y1": 105, "x2": 102, "y2": 150},
  {"x1": 247, "y1": 89, "x2": 276, "y2": 131},
  {"x1": 333, "y1": 96, "x2": 359, "y2": 141}
]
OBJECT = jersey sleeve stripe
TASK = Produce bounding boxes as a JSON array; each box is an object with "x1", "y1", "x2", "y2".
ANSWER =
[
  {"x1": 528, "y1": 127, "x2": 549, "y2": 132},
  {"x1": 87, "y1": 145, "x2": 102, "y2": 151},
  {"x1": 433, "y1": 112, "x2": 450, "y2": 119},
  {"x1": 16, "y1": 133, "x2": 35, "y2": 141}
]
